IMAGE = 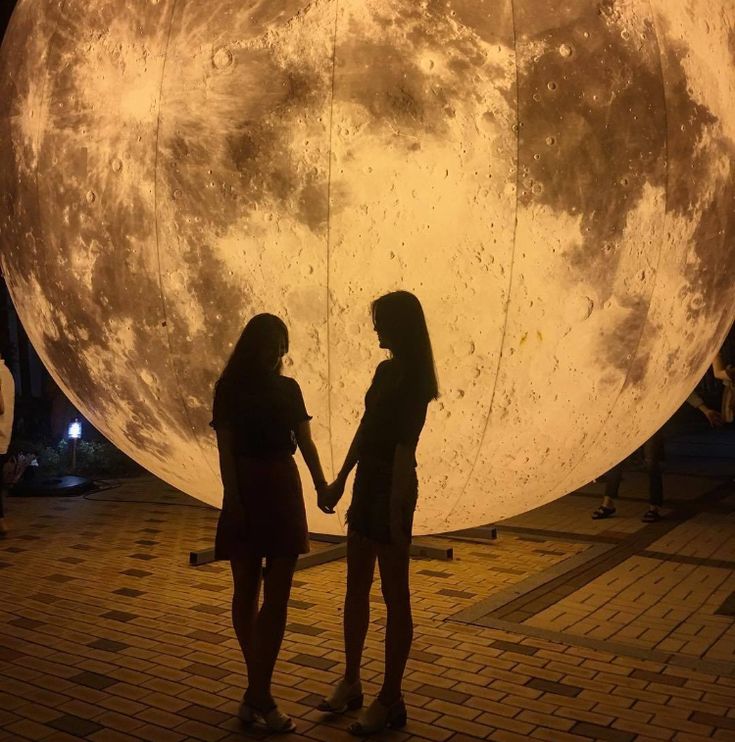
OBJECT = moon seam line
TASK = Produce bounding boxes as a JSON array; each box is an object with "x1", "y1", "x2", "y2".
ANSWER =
[
  {"x1": 32, "y1": 1, "x2": 59, "y2": 348},
  {"x1": 444, "y1": 0, "x2": 523, "y2": 525},
  {"x1": 21, "y1": 0, "x2": 79, "y2": 436},
  {"x1": 325, "y1": 0, "x2": 340, "y2": 481},
  {"x1": 150, "y1": 0, "x2": 214, "y2": 478}
]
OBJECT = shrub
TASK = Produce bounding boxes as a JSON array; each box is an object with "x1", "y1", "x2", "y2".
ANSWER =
[{"x1": 17, "y1": 437, "x2": 143, "y2": 478}]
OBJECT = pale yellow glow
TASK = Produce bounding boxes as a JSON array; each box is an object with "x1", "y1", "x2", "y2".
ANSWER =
[{"x1": 0, "y1": 0, "x2": 734, "y2": 536}]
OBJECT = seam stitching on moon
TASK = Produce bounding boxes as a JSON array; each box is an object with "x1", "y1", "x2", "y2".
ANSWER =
[
  {"x1": 445, "y1": 0, "x2": 523, "y2": 525},
  {"x1": 21, "y1": 3, "x2": 68, "y2": 407},
  {"x1": 325, "y1": 0, "x2": 339, "y2": 480},
  {"x1": 151, "y1": 0, "x2": 215, "y2": 477},
  {"x1": 549, "y1": 3, "x2": 672, "y2": 496},
  {"x1": 33, "y1": 5, "x2": 56, "y2": 327}
]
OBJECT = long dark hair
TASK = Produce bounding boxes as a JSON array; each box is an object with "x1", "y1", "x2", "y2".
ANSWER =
[
  {"x1": 219, "y1": 313, "x2": 289, "y2": 382},
  {"x1": 372, "y1": 291, "x2": 439, "y2": 400}
]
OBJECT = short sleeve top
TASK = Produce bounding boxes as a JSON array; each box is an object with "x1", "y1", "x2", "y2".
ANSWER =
[
  {"x1": 359, "y1": 360, "x2": 429, "y2": 464},
  {"x1": 211, "y1": 374, "x2": 311, "y2": 457}
]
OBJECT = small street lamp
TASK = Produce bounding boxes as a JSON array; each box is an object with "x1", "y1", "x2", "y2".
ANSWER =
[{"x1": 68, "y1": 418, "x2": 82, "y2": 471}]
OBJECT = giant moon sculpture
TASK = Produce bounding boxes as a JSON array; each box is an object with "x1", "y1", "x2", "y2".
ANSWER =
[{"x1": 1, "y1": 0, "x2": 734, "y2": 535}]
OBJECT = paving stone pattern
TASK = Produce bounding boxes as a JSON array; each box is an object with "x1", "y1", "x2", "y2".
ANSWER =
[
  {"x1": 0, "y1": 475, "x2": 733, "y2": 741},
  {"x1": 481, "y1": 472, "x2": 735, "y2": 668}
]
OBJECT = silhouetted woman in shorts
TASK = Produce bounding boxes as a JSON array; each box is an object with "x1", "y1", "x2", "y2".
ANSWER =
[
  {"x1": 212, "y1": 313, "x2": 328, "y2": 733},
  {"x1": 317, "y1": 291, "x2": 438, "y2": 735}
]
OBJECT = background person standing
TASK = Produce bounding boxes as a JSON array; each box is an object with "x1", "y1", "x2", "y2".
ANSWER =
[
  {"x1": 592, "y1": 391, "x2": 722, "y2": 523},
  {"x1": 0, "y1": 354, "x2": 15, "y2": 538}
]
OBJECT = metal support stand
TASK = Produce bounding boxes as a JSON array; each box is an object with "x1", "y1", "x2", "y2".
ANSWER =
[
  {"x1": 310, "y1": 533, "x2": 453, "y2": 560},
  {"x1": 446, "y1": 525, "x2": 498, "y2": 542},
  {"x1": 295, "y1": 543, "x2": 347, "y2": 570},
  {"x1": 190, "y1": 534, "x2": 455, "y2": 567},
  {"x1": 411, "y1": 539, "x2": 453, "y2": 560},
  {"x1": 189, "y1": 548, "x2": 216, "y2": 566},
  {"x1": 189, "y1": 541, "x2": 348, "y2": 570}
]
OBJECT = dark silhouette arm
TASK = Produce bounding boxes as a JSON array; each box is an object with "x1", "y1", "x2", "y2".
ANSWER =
[
  {"x1": 319, "y1": 420, "x2": 364, "y2": 512},
  {"x1": 295, "y1": 420, "x2": 328, "y2": 495},
  {"x1": 336, "y1": 420, "x2": 364, "y2": 486}
]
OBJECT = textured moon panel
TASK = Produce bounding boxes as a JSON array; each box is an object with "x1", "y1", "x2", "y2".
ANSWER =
[
  {"x1": 328, "y1": 0, "x2": 518, "y2": 532},
  {"x1": 1, "y1": 0, "x2": 734, "y2": 535},
  {"x1": 157, "y1": 0, "x2": 336, "y2": 525},
  {"x1": 549, "y1": 0, "x2": 735, "y2": 501},
  {"x1": 0, "y1": 0, "x2": 208, "y2": 495},
  {"x1": 34, "y1": 0, "x2": 209, "y2": 490},
  {"x1": 449, "y1": 0, "x2": 671, "y2": 529}
]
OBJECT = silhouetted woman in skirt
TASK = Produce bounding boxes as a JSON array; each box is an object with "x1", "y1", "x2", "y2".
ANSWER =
[
  {"x1": 317, "y1": 291, "x2": 438, "y2": 735},
  {"x1": 212, "y1": 313, "x2": 327, "y2": 733}
]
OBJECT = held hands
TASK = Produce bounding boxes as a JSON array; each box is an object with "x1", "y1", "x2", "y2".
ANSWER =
[{"x1": 317, "y1": 476, "x2": 345, "y2": 514}]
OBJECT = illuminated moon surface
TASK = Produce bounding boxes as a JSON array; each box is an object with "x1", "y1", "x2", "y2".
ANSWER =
[{"x1": 1, "y1": 0, "x2": 735, "y2": 536}]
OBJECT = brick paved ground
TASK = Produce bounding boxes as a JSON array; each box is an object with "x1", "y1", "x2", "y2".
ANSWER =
[{"x1": 0, "y1": 470, "x2": 733, "y2": 742}]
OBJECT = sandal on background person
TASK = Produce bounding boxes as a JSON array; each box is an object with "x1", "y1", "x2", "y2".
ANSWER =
[
  {"x1": 348, "y1": 697, "x2": 407, "y2": 736},
  {"x1": 591, "y1": 505, "x2": 616, "y2": 520},
  {"x1": 317, "y1": 679, "x2": 363, "y2": 713},
  {"x1": 642, "y1": 507, "x2": 661, "y2": 523}
]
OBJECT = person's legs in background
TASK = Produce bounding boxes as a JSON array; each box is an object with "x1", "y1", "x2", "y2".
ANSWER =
[
  {"x1": 592, "y1": 459, "x2": 623, "y2": 519},
  {"x1": 642, "y1": 431, "x2": 664, "y2": 522}
]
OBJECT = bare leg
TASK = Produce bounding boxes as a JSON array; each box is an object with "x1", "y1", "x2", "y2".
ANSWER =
[
  {"x1": 230, "y1": 556, "x2": 263, "y2": 680},
  {"x1": 376, "y1": 542, "x2": 412, "y2": 705},
  {"x1": 602, "y1": 461, "x2": 623, "y2": 509},
  {"x1": 247, "y1": 556, "x2": 297, "y2": 707},
  {"x1": 344, "y1": 531, "x2": 377, "y2": 685}
]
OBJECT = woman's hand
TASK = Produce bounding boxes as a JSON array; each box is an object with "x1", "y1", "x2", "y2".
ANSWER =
[
  {"x1": 318, "y1": 478, "x2": 345, "y2": 514},
  {"x1": 315, "y1": 479, "x2": 328, "y2": 501}
]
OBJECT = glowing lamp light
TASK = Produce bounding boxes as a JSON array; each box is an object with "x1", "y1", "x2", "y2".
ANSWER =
[
  {"x1": 67, "y1": 420, "x2": 82, "y2": 441},
  {"x1": 0, "y1": 1, "x2": 734, "y2": 536}
]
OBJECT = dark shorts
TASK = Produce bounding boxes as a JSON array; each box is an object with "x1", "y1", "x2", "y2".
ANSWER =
[
  {"x1": 347, "y1": 455, "x2": 418, "y2": 544},
  {"x1": 215, "y1": 455, "x2": 309, "y2": 560}
]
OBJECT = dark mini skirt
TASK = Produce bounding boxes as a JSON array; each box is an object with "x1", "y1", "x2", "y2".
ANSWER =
[
  {"x1": 347, "y1": 454, "x2": 418, "y2": 544},
  {"x1": 215, "y1": 454, "x2": 309, "y2": 560}
]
